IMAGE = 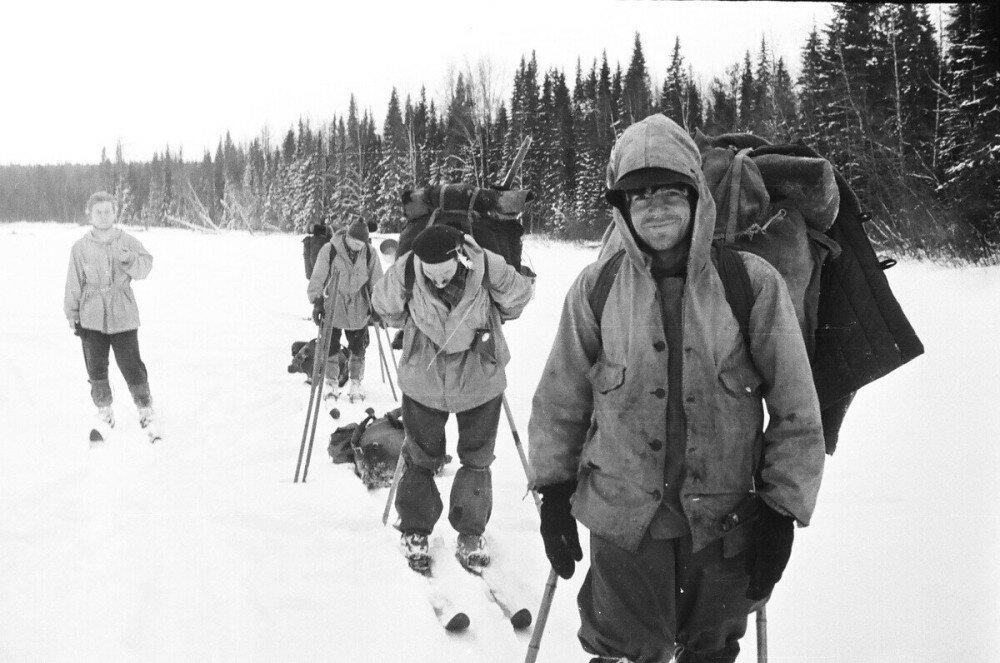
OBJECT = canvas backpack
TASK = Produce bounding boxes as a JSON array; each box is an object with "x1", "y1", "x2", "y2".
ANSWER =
[
  {"x1": 596, "y1": 133, "x2": 924, "y2": 453},
  {"x1": 328, "y1": 407, "x2": 447, "y2": 488},
  {"x1": 398, "y1": 183, "x2": 530, "y2": 270}
]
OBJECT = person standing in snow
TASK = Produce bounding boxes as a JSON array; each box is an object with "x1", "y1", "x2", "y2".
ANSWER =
[
  {"x1": 302, "y1": 221, "x2": 332, "y2": 279},
  {"x1": 307, "y1": 219, "x2": 383, "y2": 402},
  {"x1": 372, "y1": 224, "x2": 535, "y2": 572},
  {"x1": 64, "y1": 191, "x2": 157, "y2": 435},
  {"x1": 528, "y1": 114, "x2": 825, "y2": 663}
]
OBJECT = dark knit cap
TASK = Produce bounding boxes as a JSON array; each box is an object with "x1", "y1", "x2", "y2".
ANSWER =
[
  {"x1": 347, "y1": 219, "x2": 370, "y2": 243},
  {"x1": 412, "y1": 224, "x2": 465, "y2": 264},
  {"x1": 610, "y1": 167, "x2": 696, "y2": 192}
]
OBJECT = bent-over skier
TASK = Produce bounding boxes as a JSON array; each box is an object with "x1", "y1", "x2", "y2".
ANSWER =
[{"x1": 372, "y1": 224, "x2": 535, "y2": 573}]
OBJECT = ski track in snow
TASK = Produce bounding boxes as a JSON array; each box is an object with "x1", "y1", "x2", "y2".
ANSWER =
[{"x1": 0, "y1": 222, "x2": 997, "y2": 662}]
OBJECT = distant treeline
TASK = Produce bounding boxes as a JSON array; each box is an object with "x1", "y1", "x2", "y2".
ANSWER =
[{"x1": 1, "y1": 3, "x2": 997, "y2": 261}]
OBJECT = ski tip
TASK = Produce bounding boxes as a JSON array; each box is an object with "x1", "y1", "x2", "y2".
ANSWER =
[
  {"x1": 444, "y1": 612, "x2": 470, "y2": 632},
  {"x1": 88, "y1": 429, "x2": 104, "y2": 445},
  {"x1": 510, "y1": 608, "x2": 533, "y2": 631}
]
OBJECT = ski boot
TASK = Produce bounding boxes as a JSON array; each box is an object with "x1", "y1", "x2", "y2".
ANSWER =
[
  {"x1": 98, "y1": 405, "x2": 116, "y2": 428},
  {"x1": 89, "y1": 405, "x2": 115, "y2": 447},
  {"x1": 455, "y1": 533, "x2": 490, "y2": 572},
  {"x1": 401, "y1": 532, "x2": 431, "y2": 575},
  {"x1": 324, "y1": 377, "x2": 341, "y2": 401},
  {"x1": 348, "y1": 378, "x2": 365, "y2": 403},
  {"x1": 138, "y1": 406, "x2": 162, "y2": 443}
]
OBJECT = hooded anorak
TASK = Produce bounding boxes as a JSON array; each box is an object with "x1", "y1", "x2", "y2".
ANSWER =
[
  {"x1": 307, "y1": 232, "x2": 384, "y2": 331},
  {"x1": 373, "y1": 240, "x2": 534, "y2": 413},
  {"x1": 528, "y1": 114, "x2": 825, "y2": 554}
]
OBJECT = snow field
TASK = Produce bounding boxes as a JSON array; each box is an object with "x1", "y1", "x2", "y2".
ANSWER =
[{"x1": 0, "y1": 222, "x2": 997, "y2": 662}]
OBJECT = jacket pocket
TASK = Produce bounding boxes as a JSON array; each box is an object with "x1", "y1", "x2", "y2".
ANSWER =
[
  {"x1": 718, "y1": 363, "x2": 763, "y2": 399},
  {"x1": 587, "y1": 361, "x2": 626, "y2": 395}
]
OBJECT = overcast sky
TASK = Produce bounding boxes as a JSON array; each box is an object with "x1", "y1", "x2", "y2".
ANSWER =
[{"x1": 2, "y1": 0, "x2": 836, "y2": 166}]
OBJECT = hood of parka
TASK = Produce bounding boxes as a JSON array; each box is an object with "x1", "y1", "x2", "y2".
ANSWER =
[{"x1": 604, "y1": 114, "x2": 717, "y2": 275}]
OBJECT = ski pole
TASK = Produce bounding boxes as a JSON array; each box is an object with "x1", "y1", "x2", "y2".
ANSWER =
[
  {"x1": 382, "y1": 451, "x2": 406, "y2": 526},
  {"x1": 384, "y1": 325, "x2": 401, "y2": 371},
  {"x1": 498, "y1": 394, "x2": 562, "y2": 663},
  {"x1": 373, "y1": 322, "x2": 398, "y2": 402},
  {"x1": 301, "y1": 316, "x2": 336, "y2": 483},
  {"x1": 294, "y1": 314, "x2": 332, "y2": 482},
  {"x1": 757, "y1": 605, "x2": 768, "y2": 663}
]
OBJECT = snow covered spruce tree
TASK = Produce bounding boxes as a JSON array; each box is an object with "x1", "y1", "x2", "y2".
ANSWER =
[{"x1": 938, "y1": 2, "x2": 1000, "y2": 258}]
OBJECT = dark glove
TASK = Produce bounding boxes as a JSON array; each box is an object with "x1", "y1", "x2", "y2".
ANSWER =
[
  {"x1": 745, "y1": 500, "x2": 795, "y2": 601},
  {"x1": 312, "y1": 298, "x2": 325, "y2": 326},
  {"x1": 73, "y1": 322, "x2": 82, "y2": 336},
  {"x1": 369, "y1": 310, "x2": 382, "y2": 327},
  {"x1": 538, "y1": 481, "x2": 583, "y2": 579}
]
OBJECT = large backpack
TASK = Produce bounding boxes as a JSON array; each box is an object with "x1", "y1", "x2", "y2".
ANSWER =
[
  {"x1": 595, "y1": 133, "x2": 923, "y2": 453},
  {"x1": 328, "y1": 407, "x2": 448, "y2": 488},
  {"x1": 398, "y1": 183, "x2": 531, "y2": 270}
]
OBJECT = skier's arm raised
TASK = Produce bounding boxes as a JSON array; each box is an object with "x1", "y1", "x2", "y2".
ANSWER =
[{"x1": 371, "y1": 254, "x2": 409, "y2": 329}]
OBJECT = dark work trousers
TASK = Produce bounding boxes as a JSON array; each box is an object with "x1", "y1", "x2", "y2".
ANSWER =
[
  {"x1": 325, "y1": 327, "x2": 369, "y2": 381},
  {"x1": 395, "y1": 393, "x2": 502, "y2": 536},
  {"x1": 578, "y1": 531, "x2": 759, "y2": 663},
  {"x1": 79, "y1": 328, "x2": 151, "y2": 407}
]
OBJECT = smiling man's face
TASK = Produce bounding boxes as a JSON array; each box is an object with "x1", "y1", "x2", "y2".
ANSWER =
[{"x1": 627, "y1": 184, "x2": 693, "y2": 251}]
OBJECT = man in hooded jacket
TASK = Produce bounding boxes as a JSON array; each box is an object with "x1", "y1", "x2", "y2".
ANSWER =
[{"x1": 528, "y1": 114, "x2": 825, "y2": 662}]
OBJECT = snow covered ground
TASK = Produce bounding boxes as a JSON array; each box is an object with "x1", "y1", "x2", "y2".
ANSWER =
[{"x1": 0, "y1": 221, "x2": 997, "y2": 662}]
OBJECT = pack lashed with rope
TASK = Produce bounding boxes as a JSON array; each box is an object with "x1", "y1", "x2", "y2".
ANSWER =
[
  {"x1": 595, "y1": 131, "x2": 923, "y2": 454},
  {"x1": 328, "y1": 407, "x2": 450, "y2": 488},
  {"x1": 328, "y1": 407, "x2": 406, "y2": 489},
  {"x1": 398, "y1": 183, "x2": 532, "y2": 270}
]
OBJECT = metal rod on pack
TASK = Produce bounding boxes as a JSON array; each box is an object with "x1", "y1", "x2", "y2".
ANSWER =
[{"x1": 501, "y1": 136, "x2": 533, "y2": 189}]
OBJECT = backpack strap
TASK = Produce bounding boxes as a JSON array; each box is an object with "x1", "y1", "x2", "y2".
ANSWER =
[
  {"x1": 403, "y1": 252, "x2": 416, "y2": 304},
  {"x1": 587, "y1": 249, "x2": 627, "y2": 335},
  {"x1": 725, "y1": 148, "x2": 754, "y2": 242},
  {"x1": 712, "y1": 244, "x2": 753, "y2": 348}
]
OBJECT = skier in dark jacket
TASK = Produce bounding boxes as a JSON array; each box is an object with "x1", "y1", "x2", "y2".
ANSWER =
[
  {"x1": 302, "y1": 222, "x2": 332, "y2": 279},
  {"x1": 528, "y1": 114, "x2": 825, "y2": 663}
]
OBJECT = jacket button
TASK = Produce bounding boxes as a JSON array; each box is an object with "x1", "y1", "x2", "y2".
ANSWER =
[
  {"x1": 649, "y1": 439, "x2": 663, "y2": 451},
  {"x1": 653, "y1": 388, "x2": 666, "y2": 398},
  {"x1": 653, "y1": 341, "x2": 665, "y2": 351},
  {"x1": 652, "y1": 490, "x2": 662, "y2": 501}
]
